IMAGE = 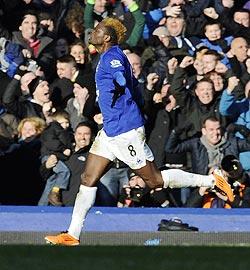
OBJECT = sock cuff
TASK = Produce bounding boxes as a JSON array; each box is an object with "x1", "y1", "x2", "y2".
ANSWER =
[{"x1": 80, "y1": 185, "x2": 97, "y2": 192}]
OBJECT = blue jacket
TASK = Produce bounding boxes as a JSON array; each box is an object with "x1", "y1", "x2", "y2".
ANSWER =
[
  {"x1": 219, "y1": 89, "x2": 250, "y2": 170},
  {"x1": 199, "y1": 36, "x2": 233, "y2": 67}
]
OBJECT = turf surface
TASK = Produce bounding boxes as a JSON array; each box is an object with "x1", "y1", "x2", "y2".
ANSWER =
[{"x1": 1, "y1": 246, "x2": 250, "y2": 270}]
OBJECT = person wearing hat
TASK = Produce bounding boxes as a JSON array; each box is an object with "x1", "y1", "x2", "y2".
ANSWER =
[
  {"x1": 2, "y1": 71, "x2": 53, "y2": 122},
  {"x1": 152, "y1": 26, "x2": 171, "y2": 48}
]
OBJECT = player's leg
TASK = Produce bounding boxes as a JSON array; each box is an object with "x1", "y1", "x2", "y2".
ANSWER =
[
  {"x1": 67, "y1": 153, "x2": 111, "y2": 239},
  {"x1": 133, "y1": 162, "x2": 214, "y2": 188},
  {"x1": 135, "y1": 163, "x2": 233, "y2": 202},
  {"x1": 45, "y1": 130, "x2": 114, "y2": 245},
  {"x1": 112, "y1": 127, "x2": 233, "y2": 201}
]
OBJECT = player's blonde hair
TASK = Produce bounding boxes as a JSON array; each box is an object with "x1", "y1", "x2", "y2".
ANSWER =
[{"x1": 102, "y1": 17, "x2": 127, "y2": 44}]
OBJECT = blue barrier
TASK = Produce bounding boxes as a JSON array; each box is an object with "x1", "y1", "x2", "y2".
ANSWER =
[{"x1": 0, "y1": 206, "x2": 250, "y2": 232}]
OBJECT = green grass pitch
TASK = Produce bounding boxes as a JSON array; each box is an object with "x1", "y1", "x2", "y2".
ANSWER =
[{"x1": 1, "y1": 246, "x2": 250, "y2": 270}]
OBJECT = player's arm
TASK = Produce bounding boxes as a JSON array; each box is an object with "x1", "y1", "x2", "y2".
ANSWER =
[
  {"x1": 113, "y1": 71, "x2": 126, "y2": 87},
  {"x1": 111, "y1": 71, "x2": 126, "y2": 107}
]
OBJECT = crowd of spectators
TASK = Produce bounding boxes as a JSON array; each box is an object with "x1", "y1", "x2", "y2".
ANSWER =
[{"x1": 0, "y1": 0, "x2": 250, "y2": 208}]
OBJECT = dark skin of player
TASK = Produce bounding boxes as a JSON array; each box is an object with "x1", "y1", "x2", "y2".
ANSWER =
[{"x1": 81, "y1": 22, "x2": 164, "y2": 189}]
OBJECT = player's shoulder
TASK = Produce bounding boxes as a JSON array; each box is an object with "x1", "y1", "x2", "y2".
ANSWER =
[{"x1": 102, "y1": 45, "x2": 125, "y2": 65}]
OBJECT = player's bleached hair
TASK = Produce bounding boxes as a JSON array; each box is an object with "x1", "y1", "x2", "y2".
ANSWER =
[{"x1": 102, "y1": 17, "x2": 127, "y2": 44}]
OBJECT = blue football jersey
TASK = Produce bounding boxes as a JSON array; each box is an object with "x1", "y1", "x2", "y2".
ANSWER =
[{"x1": 95, "y1": 45, "x2": 145, "y2": 137}]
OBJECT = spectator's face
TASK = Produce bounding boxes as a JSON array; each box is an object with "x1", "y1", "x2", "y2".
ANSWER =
[
  {"x1": 74, "y1": 126, "x2": 92, "y2": 149},
  {"x1": 204, "y1": 24, "x2": 221, "y2": 41},
  {"x1": 71, "y1": 23, "x2": 83, "y2": 39},
  {"x1": 234, "y1": 11, "x2": 250, "y2": 27},
  {"x1": 129, "y1": 176, "x2": 146, "y2": 188},
  {"x1": 55, "y1": 38, "x2": 69, "y2": 58},
  {"x1": 33, "y1": 81, "x2": 50, "y2": 103},
  {"x1": 20, "y1": 121, "x2": 37, "y2": 140},
  {"x1": 231, "y1": 37, "x2": 248, "y2": 62},
  {"x1": 209, "y1": 72, "x2": 224, "y2": 92},
  {"x1": 70, "y1": 45, "x2": 85, "y2": 64},
  {"x1": 195, "y1": 81, "x2": 214, "y2": 104},
  {"x1": 56, "y1": 117, "x2": 70, "y2": 130},
  {"x1": 202, "y1": 54, "x2": 218, "y2": 74},
  {"x1": 166, "y1": 17, "x2": 184, "y2": 37},
  {"x1": 56, "y1": 62, "x2": 76, "y2": 79},
  {"x1": 94, "y1": 0, "x2": 108, "y2": 13},
  {"x1": 19, "y1": 14, "x2": 38, "y2": 40},
  {"x1": 127, "y1": 53, "x2": 142, "y2": 78},
  {"x1": 202, "y1": 120, "x2": 222, "y2": 145}
]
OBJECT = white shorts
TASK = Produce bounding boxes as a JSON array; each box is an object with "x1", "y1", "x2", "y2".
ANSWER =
[{"x1": 89, "y1": 127, "x2": 154, "y2": 169}]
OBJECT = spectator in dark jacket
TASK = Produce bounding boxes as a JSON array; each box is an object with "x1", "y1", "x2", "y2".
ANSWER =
[
  {"x1": 2, "y1": 73, "x2": 53, "y2": 122},
  {"x1": 165, "y1": 116, "x2": 250, "y2": 175},
  {"x1": 169, "y1": 56, "x2": 229, "y2": 138},
  {"x1": 40, "y1": 120, "x2": 96, "y2": 206},
  {"x1": 0, "y1": 116, "x2": 46, "y2": 205},
  {"x1": 38, "y1": 110, "x2": 73, "y2": 206}
]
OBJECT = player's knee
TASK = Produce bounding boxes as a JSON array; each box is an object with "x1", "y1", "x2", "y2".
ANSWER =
[{"x1": 147, "y1": 175, "x2": 164, "y2": 189}]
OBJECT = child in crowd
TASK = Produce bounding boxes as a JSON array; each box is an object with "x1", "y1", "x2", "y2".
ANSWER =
[{"x1": 38, "y1": 111, "x2": 73, "y2": 206}]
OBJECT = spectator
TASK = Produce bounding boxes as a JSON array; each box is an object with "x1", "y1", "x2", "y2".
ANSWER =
[
  {"x1": 204, "y1": 5, "x2": 250, "y2": 43},
  {"x1": 185, "y1": 155, "x2": 250, "y2": 208},
  {"x1": 38, "y1": 110, "x2": 73, "y2": 206},
  {"x1": 227, "y1": 36, "x2": 249, "y2": 95},
  {"x1": 117, "y1": 170, "x2": 181, "y2": 207},
  {"x1": 198, "y1": 20, "x2": 233, "y2": 67},
  {"x1": 2, "y1": 73, "x2": 54, "y2": 122},
  {"x1": 84, "y1": 0, "x2": 146, "y2": 48},
  {"x1": 40, "y1": 120, "x2": 96, "y2": 206},
  {"x1": 169, "y1": 56, "x2": 228, "y2": 138},
  {"x1": 0, "y1": 104, "x2": 19, "y2": 152},
  {"x1": 0, "y1": 116, "x2": 46, "y2": 205},
  {"x1": 0, "y1": 9, "x2": 56, "y2": 80},
  {"x1": 219, "y1": 79, "x2": 250, "y2": 173},
  {"x1": 166, "y1": 116, "x2": 250, "y2": 175},
  {"x1": 50, "y1": 55, "x2": 96, "y2": 118},
  {"x1": 65, "y1": 83, "x2": 90, "y2": 131}
]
